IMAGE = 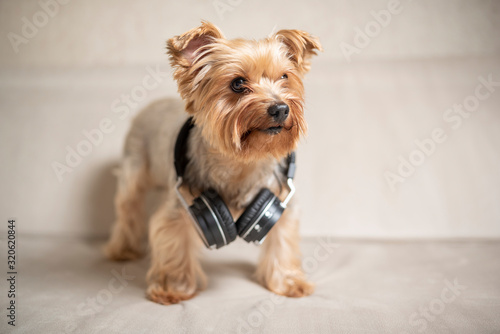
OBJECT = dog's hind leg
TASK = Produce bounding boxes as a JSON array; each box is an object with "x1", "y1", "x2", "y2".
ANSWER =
[{"x1": 104, "y1": 134, "x2": 150, "y2": 261}]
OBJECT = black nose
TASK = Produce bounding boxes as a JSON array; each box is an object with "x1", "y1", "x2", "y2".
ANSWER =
[{"x1": 267, "y1": 103, "x2": 289, "y2": 124}]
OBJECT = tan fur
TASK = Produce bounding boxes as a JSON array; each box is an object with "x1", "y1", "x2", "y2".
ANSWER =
[{"x1": 105, "y1": 21, "x2": 321, "y2": 304}]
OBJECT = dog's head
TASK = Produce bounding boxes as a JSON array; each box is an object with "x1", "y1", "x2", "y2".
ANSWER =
[{"x1": 167, "y1": 21, "x2": 322, "y2": 162}]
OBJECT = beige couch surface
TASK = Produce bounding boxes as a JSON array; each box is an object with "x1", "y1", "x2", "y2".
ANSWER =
[{"x1": 1, "y1": 236, "x2": 499, "y2": 334}]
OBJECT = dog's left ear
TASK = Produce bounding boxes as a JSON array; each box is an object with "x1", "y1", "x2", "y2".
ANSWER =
[
  {"x1": 274, "y1": 30, "x2": 323, "y2": 74},
  {"x1": 167, "y1": 21, "x2": 225, "y2": 104},
  {"x1": 167, "y1": 21, "x2": 225, "y2": 68}
]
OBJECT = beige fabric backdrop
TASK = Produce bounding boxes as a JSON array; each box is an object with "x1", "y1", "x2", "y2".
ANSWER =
[{"x1": 0, "y1": 0, "x2": 499, "y2": 238}]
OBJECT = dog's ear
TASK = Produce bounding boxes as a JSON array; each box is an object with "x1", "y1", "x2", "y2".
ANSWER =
[
  {"x1": 167, "y1": 21, "x2": 224, "y2": 68},
  {"x1": 274, "y1": 29, "x2": 322, "y2": 75}
]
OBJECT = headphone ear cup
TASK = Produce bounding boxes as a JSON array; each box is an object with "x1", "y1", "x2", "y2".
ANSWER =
[
  {"x1": 199, "y1": 189, "x2": 237, "y2": 245},
  {"x1": 236, "y1": 189, "x2": 283, "y2": 242},
  {"x1": 189, "y1": 197, "x2": 217, "y2": 247}
]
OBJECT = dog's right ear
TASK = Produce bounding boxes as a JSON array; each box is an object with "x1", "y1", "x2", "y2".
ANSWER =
[
  {"x1": 274, "y1": 29, "x2": 322, "y2": 75},
  {"x1": 167, "y1": 21, "x2": 224, "y2": 68}
]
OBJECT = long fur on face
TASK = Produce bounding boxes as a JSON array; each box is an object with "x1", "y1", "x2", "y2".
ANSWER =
[{"x1": 167, "y1": 21, "x2": 322, "y2": 162}]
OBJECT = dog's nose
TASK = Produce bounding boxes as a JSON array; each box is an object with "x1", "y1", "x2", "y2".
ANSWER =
[{"x1": 267, "y1": 103, "x2": 289, "y2": 124}]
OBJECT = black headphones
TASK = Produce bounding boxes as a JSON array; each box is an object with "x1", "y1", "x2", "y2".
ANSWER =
[{"x1": 174, "y1": 117, "x2": 297, "y2": 249}]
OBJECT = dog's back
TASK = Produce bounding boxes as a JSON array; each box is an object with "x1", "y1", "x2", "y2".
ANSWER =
[{"x1": 122, "y1": 98, "x2": 186, "y2": 189}]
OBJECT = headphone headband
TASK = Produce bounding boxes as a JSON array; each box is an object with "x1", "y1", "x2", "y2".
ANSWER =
[
  {"x1": 174, "y1": 117, "x2": 195, "y2": 178},
  {"x1": 286, "y1": 151, "x2": 296, "y2": 179}
]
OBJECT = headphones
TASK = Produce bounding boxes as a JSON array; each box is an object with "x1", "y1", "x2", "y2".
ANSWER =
[{"x1": 174, "y1": 117, "x2": 297, "y2": 249}]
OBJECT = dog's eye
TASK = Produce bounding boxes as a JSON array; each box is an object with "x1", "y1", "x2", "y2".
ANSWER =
[
  {"x1": 231, "y1": 77, "x2": 246, "y2": 93},
  {"x1": 281, "y1": 74, "x2": 288, "y2": 79}
]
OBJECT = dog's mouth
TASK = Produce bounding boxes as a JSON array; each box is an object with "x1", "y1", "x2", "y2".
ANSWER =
[
  {"x1": 240, "y1": 123, "x2": 291, "y2": 143},
  {"x1": 260, "y1": 126, "x2": 283, "y2": 135},
  {"x1": 241, "y1": 126, "x2": 283, "y2": 142}
]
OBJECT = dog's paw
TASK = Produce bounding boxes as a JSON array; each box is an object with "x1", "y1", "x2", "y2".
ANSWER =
[
  {"x1": 267, "y1": 275, "x2": 315, "y2": 298},
  {"x1": 146, "y1": 284, "x2": 196, "y2": 305}
]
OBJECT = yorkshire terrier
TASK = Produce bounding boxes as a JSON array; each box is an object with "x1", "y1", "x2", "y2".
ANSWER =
[{"x1": 104, "y1": 21, "x2": 322, "y2": 305}]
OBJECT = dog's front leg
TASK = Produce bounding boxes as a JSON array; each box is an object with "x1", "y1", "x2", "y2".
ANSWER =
[
  {"x1": 146, "y1": 199, "x2": 206, "y2": 305},
  {"x1": 256, "y1": 204, "x2": 314, "y2": 297}
]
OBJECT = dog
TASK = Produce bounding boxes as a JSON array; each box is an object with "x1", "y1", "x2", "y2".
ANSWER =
[{"x1": 104, "y1": 21, "x2": 322, "y2": 305}]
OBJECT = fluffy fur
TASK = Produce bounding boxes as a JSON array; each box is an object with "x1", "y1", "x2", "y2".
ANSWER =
[{"x1": 104, "y1": 21, "x2": 322, "y2": 305}]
